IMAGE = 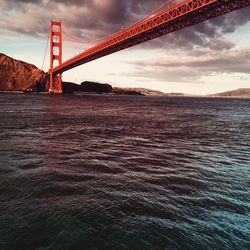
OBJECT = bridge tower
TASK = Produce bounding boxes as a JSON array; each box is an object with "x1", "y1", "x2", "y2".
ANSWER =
[{"x1": 49, "y1": 20, "x2": 63, "y2": 93}]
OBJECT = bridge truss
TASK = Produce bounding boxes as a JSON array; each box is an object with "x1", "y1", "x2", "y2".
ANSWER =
[{"x1": 48, "y1": 0, "x2": 250, "y2": 93}]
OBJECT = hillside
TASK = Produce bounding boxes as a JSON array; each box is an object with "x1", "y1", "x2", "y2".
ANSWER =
[
  {"x1": 112, "y1": 87, "x2": 167, "y2": 96},
  {"x1": 210, "y1": 88, "x2": 250, "y2": 98},
  {"x1": 0, "y1": 53, "x2": 48, "y2": 91},
  {"x1": 62, "y1": 81, "x2": 112, "y2": 94}
]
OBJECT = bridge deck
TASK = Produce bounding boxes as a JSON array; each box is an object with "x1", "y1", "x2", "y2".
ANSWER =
[{"x1": 52, "y1": 0, "x2": 250, "y2": 75}]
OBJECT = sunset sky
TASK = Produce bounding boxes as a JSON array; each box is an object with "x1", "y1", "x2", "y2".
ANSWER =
[{"x1": 0, "y1": 0, "x2": 250, "y2": 94}]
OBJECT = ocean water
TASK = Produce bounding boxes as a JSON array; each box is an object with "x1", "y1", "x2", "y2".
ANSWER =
[{"x1": 0, "y1": 93, "x2": 249, "y2": 250}]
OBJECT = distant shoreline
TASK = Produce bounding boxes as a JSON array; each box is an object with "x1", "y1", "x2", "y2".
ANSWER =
[
  {"x1": 0, "y1": 90, "x2": 48, "y2": 94},
  {"x1": 0, "y1": 90, "x2": 24, "y2": 93},
  {"x1": 1, "y1": 91, "x2": 250, "y2": 99}
]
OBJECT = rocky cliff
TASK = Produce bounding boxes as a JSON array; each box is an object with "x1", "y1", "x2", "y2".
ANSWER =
[
  {"x1": 0, "y1": 53, "x2": 48, "y2": 91},
  {"x1": 0, "y1": 54, "x2": 113, "y2": 93}
]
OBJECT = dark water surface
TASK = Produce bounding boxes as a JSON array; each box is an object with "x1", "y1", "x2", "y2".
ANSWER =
[{"x1": 0, "y1": 93, "x2": 249, "y2": 250}]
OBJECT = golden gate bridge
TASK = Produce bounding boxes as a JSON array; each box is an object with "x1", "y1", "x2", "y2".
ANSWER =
[{"x1": 47, "y1": 0, "x2": 250, "y2": 93}]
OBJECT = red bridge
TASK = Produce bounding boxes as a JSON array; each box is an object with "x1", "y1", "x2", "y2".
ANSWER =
[{"x1": 48, "y1": 0, "x2": 250, "y2": 93}]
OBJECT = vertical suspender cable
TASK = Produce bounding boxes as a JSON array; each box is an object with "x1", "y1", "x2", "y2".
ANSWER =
[{"x1": 41, "y1": 30, "x2": 50, "y2": 71}]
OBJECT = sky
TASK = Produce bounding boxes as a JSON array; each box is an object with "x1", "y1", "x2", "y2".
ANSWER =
[{"x1": 0, "y1": 0, "x2": 250, "y2": 95}]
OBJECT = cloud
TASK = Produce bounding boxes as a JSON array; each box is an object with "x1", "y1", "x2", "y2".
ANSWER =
[
  {"x1": 0, "y1": 0, "x2": 249, "y2": 46},
  {"x1": 123, "y1": 47, "x2": 250, "y2": 82}
]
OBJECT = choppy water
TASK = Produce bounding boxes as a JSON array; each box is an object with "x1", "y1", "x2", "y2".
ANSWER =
[{"x1": 0, "y1": 93, "x2": 249, "y2": 250}]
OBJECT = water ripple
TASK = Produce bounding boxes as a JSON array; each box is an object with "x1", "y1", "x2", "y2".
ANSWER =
[{"x1": 0, "y1": 94, "x2": 249, "y2": 249}]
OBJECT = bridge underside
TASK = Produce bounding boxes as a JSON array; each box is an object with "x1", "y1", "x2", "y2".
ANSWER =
[{"x1": 52, "y1": 0, "x2": 250, "y2": 77}]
